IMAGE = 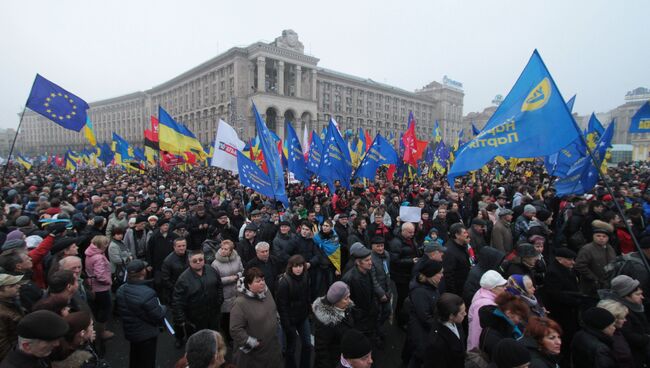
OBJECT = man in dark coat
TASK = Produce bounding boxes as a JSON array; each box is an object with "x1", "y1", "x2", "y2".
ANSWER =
[
  {"x1": 236, "y1": 223, "x2": 258, "y2": 265},
  {"x1": 211, "y1": 210, "x2": 238, "y2": 242},
  {"x1": 160, "y1": 237, "x2": 188, "y2": 305},
  {"x1": 272, "y1": 221, "x2": 298, "y2": 270},
  {"x1": 187, "y1": 204, "x2": 213, "y2": 250},
  {"x1": 116, "y1": 260, "x2": 167, "y2": 367},
  {"x1": 443, "y1": 223, "x2": 473, "y2": 296},
  {"x1": 172, "y1": 249, "x2": 224, "y2": 342},
  {"x1": 146, "y1": 219, "x2": 177, "y2": 295},
  {"x1": 342, "y1": 244, "x2": 378, "y2": 341},
  {"x1": 334, "y1": 213, "x2": 351, "y2": 266},
  {"x1": 388, "y1": 222, "x2": 420, "y2": 323},
  {"x1": 245, "y1": 242, "x2": 281, "y2": 296},
  {"x1": 431, "y1": 207, "x2": 450, "y2": 243},
  {"x1": 463, "y1": 246, "x2": 505, "y2": 306}
]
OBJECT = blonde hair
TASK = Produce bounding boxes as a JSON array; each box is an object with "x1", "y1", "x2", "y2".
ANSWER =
[
  {"x1": 91, "y1": 235, "x2": 110, "y2": 250},
  {"x1": 597, "y1": 299, "x2": 629, "y2": 320}
]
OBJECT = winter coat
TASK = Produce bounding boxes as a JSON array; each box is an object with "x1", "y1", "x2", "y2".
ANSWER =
[
  {"x1": 172, "y1": 266, "x2": 224, "y2": 328},
  {"x1": 230, "y1": 285, "x2": 283, "y2": 368},
  {"x1": 443, "y1": 239, "x2": 472, "y2": 295},
  {"x1": 491, "y1": 218, "x2": 514, "y2": 253},
  {"x1": 342, "y1": 266, "x2": 377, "y2": 334},
  {"x1": 571, "y1": 326, "x2": 617, "y2": 368},
  {"x1": 423, "y1": 320, "x2": 466, "y2": 368},
  {"x1": 388, "y1": 234, "x2": 419, "y2": 285},
  {"x1": 211, "y1": 250, "x2": 243, "y2": 313},
  {"x1": 84, "y1": 244, "x2": 112, "y2": 293},
  {"x1": 0, "y1": 348, "x2": 50, "y2": 368},
  {"x1": 276, "y1": 272, "x2": 311, "y2": 328},
  {"x1": 295, "y1": 235, "x2": 319, "y2": 267},
  {"x1": 575, "y1": 242, "x2": 616, "y2": 296},
  {"x1": 407, "y1": 278, "x2": 440, "y2": 359},
  {"x1": 348, "y1": 228, "x2": 369, "y2": 249},
  {"x1": 107, "y1": 239, "x2": 131, "y2": 274},
  {"x1": 543, "y1": 256, "x2": 582, "y2": 342},
  {"x1": 146, "y1": 230, "x2": 176, "y2": 274},
  {"x1": 0, "y1": 298, "x2": 23, "y2": 362},
  {"x1": 187, "y1": 213, "x2": 214, "y2": 250},
  {"x1": 313, "y1": 230, "x2": 340, "y2": 271},
  {"x1": 312, "y1": 296, "x2": 355, "y2": 368},
  {"x1": 514, "y1": 215, "x2": 532, "y2": 242},
  {"x1": 245, "y1": 256, "x2": 281, "y2": 296},
  {"x1": 272, "y1": 232, "x2": 298, "y2": 267},
  {"x1": 236, "y1": 238, "x2": 257, "y2": 265},
  {"x1": 618, "y1": 300, "x2": 650, "y2": 368},
  {"x1": 160, "y1": 252, "x2": 187, "y2": 301},
  {"x1": 463, "y1": 246, "x2": 505, "y2": 305},
  {"x1": 115, "y1": 279, "x2": 166, "y2": 343},
  {"x1": 469, "y1": 228, "x2": 488, "y2": 254},
  {"x1": 370, "y1": 250, "x2": 391, "y2": 297},
  {"x1": 478, "y1": 305, "x2": 523, "y2": 360},
  {"x1": 432, "y1": 217, "x2": 450, "y2": 243},
  {"x1": 467, "y1": 288, "x2": 498, "y2": 351},
  {"x1": 123, "y1": 228, "x2": 151, "y2": 260},
  {"x1": 520, "y1": 336, "x2": 561, "y2": 368},
  {"x1": 28, "y1": 234, "x2": 54, "y2": 289},
  {"x1": 105, "y1": 215, "x2": 127, "y2": 237}
]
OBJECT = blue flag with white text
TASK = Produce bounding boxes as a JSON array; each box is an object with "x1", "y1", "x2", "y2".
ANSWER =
[
  {"x1": 286, "y1": 121, "x2": 310, "y2": 185},
  {"x1": 318, "y1": 119, "x2": 352, "y2": 191},
  {"x1": 448, "y1": 50, "x2": 581, "y2": 187},
  {"x1": 253, "y1": 104, "x2": 287, "y2": 205},
  {"x1": 237, "y1": 151, "x2": 278, "y2": 201}
]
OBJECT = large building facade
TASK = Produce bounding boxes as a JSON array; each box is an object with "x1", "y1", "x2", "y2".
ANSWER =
[{"x1": 17, "y1": 30, "x2": 464, "y2": 155}]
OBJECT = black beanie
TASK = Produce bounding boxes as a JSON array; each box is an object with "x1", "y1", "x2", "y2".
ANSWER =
[
  {"x1": 492, "y1": 338, "x2": 531, "y2": 368},
  {"x1": 582, "y1": 307, "x2": 616, "y2": 330},
  {"x1": 340, "y1": 329, "x2": 371, "y2": 360},
  {"x1": 419, "y1": 259, "x2": 443, "y2": 278}
]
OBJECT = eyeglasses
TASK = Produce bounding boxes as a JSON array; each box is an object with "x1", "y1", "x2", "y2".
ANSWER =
[{"x1": 191, "y1": 258, "x2": 205, "y2": 264}]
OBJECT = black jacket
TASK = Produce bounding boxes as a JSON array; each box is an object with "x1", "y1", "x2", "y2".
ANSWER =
[
  {"x1": 520, "y1": 336, "x2": 561, "y2": 368},
  {"x1": 295, "y1": 235, "x2": 319, "y2": 267},
  {"x1": 236, "y1": 238, "x2": 257, "y2": 265},
  {"x1": 160, "y1": 252, "x2": 187, "y2": 300},
  {"x1": 462, "y1": 247, "x2": 505, "y2": 305},
  {"x1": 172, "y1": 266, "x2": 224, "y2": 327},
  {"x1": 543, "y1": 257, "x2": 582, "y2": 335},
  {"x1": 423, "y1": 320, "x2": 466, "y2": 368},
  {"x1": 116, "y1": 279, "x2": 167, "y2": 343},
  {"x1": 342, "y1": 266, "x2": 377, "y2": 333},
  {"x1": 619, "y1": 304, "x2": 650, "y2": 368},
  {"x1": 257, "y1": 221, "x2": 279, "y2": 243},
  {"x1": 245, "y1": 256, "x2": 281, "y2": 296},
  {"x1": 443, "y1": 239, "x2": 472, "y2": 295},
  {"x1": 272, "y1": 232, "x2": 298, "y2": 268},
  {"x1": 348, "y1": 228, "x2": 369, "y2": 249},
  {"x1": 571, "y1": 327, "x2": 617, "y2": 368},
  {"x1": 276, "y1": 272, "x2": 311, "y2": 328},
  {"x1": 388, "y1": 234, "x2": 419, "y2": 285},
  {"x1": 431, "y1": 217, "x2": 449, "y2": 243},
  {"x1": 146, "y1": 230, "x2": 176, "y2": 274},
  {"x1": 407, "y1": 279, "x2": 440, "y2": 358},
  {"x1": 312, "y1": 297, "x2": 354, "y2": 368},
  {"x1": 187, "y1": 213, "x2": 214, "y2": 250},
  {"x1": 478, "y1": 305, "x2": 520, "y2": 360}
]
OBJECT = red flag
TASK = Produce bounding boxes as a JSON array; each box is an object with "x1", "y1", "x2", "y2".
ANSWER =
[
  {"x1": 55, "y1": 155, "x2": 64, "y2": 167},
  {"x1": 364, "y1": 130, "x2": 372, "y2": 152},
  {"x1": 402, "y1": 114, "x2": 418, "y2": 166},
  {"x1": 150, "y1": 116, "x2": 159, "y2": 139},
  {"x1": 185, "y1": 151, "x2": 197, "y2": 165},
  {"x1": 386, "y1": 164, "x2": 396, "y2": 181},
  {"x1": 414, "y1": 139, "x2": 428, "y2": 161}
]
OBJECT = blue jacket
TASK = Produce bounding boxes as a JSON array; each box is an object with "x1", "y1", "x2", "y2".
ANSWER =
[{"x1": 116, "y1": 279, "x2": 166, "y2": 343}]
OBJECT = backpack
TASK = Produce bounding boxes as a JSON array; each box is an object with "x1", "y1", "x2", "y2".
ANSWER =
[{"x1": 604, "y1": 253, "x2": 645, "y2": 284}]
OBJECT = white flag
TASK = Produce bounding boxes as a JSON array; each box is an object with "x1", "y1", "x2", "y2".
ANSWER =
[{"x1": 210, "y1": 120, "x2": 245, "y2": 173}]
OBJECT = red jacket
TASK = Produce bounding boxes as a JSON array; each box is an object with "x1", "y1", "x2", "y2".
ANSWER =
[{"x1": 29, "y1": 234, "x2": 54, "y2": 289}]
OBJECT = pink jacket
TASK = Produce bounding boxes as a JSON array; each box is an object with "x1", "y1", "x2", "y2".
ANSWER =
[
  {"x1": 84, "y1": 244, "x2": 112, "y2": 292},
  {"x1": 467, "y1": 287, "x2": 497, "y2": 351}
]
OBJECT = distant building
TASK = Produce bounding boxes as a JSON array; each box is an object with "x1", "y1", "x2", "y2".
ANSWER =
[
  {"x1": 17, "y1": 30, "x2": 464, "y2": 154},
  {"x1": 0, "y1": 128, "x2": 16, "y2": 157}
]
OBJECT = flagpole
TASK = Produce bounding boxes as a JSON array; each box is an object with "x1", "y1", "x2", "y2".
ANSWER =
[
  {"x1": 579, "y1": 129, "x2": 650, "y2": 275},
  {"x1": 1, "y1": 106, "x2": 27, "y2": 186}
]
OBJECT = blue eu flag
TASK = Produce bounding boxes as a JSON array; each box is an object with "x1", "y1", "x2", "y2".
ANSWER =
[
  {"x1": 286, "y1": 121, "x2": 310, "y2": 185},
  {"x1": 318, "y1": 119, "x2": 352, "y2": 191},
  {"x1": 25, "y1": 74, "x2": 89, "y2": 132},
  {"x1": 237, "y1": 150, "x2": 287, "y2": 206},
  {"x1": 448, "y1": 50, "x2": 581, "y2": 187},
  {"x1": 353, "y1": 134, "x2": 398, "y2": 181},
  {"x1": 554, "y1": 121, "x2": 614, "y2": 196},
  {"x1": 307, "y1": 131, "x2": 323, "y2": 174}
]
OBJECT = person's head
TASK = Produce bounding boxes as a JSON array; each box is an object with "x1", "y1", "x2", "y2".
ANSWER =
[
  {"x1": 553, "y1": 248, "x2": 576, "y2": 269},
  {"x1": 58, "y1": 256, "x2": 82, "y2": 279},
  {"x1": 112, "y1": 226, "x2": 125, "y2": 241},
  {"x1": 525, "y1": 316, "x2": 563, "y2": 356},
  {"x1": 255, "y1": 242, "x2": 270, "y2": 262},
  {"x1": 370, "y1": 237, "x2": 385, "y2": 255},
  {"x1": 0, "y1": 249, "x2": 32, "y2": 274},
  {"x1": 436, "y1": 207, "x2": 447, "y2": 219},
  {"x1": 63, "y1": 311, "x2": 93, "y2": 347},
  {"x1": 340, "y1": 329, "x2": 373, "y2": 368},
  {"x1": 286, "y1": 254, "x2": 306, "y2": 276},
  {"x1": 91, "y1": 235, "x2": 110, "y2": 251},
  {"x1": 244, "y1": 224, "x2": 257, "y2": 240},
  {"x1": 611, "y1": 275, "x2": 644, "y2": 305},
  {"x1": 582, "y1": 307, "x2": 617, "y2": 336},
  {"x1": 480, "y1": 270, "x2": 508, "y2": 295},
  {"x1": 592, "y1": 229, "x2": 610, "y2": 246},
  {"x1": 279, "y1": 221, "x2": 291, "y2": 234},
  {"x1": 185, "y1": 329, "x2": 226, "y2": 368},
  {"x1": 326, "y1": 281, "x2": 351, "y2": 309},
  {"x1": 437, "y1": 293, "x2": 466, "y2": 324},
  {"x1": 299, "y1": 221, "x2": 313, "y2": 238},
  {"x1": 0, "y1": 274, "x2": 24, "y2": 300},
  {"x1": 173, "y1": 237, "x2": 187, "y2": 256},
  {"x1": 17, "y1": 310, "x2": 69, "y2": 358},
  {"x1": 216, "y1": 211, "x2": 229, "y2": 225},
  {"x1": 188, "y1": 250, "x2": 205, "y2": 272},
  {"x1": 321, "y1": 219, "x2": 333, "y2": 234},
  {"x1": 423, "y1": 241, "x2": 446, "y2": 262},
  {"x1": 597, "y1": 299, "x2": 629, "y2": 329},
  {"x1": 244, "y1": 267, "x2": 266, "y2": 294},
  {"x1": 494, "y1": 292, "x2": 529, "y2": 325},
  {"x1": 48, "y1": 270, "x2": 78, "y2": 297},
  {"x1": 401, "y1": 222, "x2": 415, "y2": 239},
  {"x1": 218, "y1": 239, "x2": 234, "y2": 256},
  {"x1": 450, "y1": 223, "x2": 469, "y2": 245},
  {"x1": 417, "y1": 259, "x2": 444, "y2": 287},
  {"x1": 337, "y1": 214, "x2": 349, "y2": 226}
]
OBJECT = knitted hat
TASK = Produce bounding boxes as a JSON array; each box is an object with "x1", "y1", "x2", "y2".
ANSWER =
[
  {"x1": 492, "y1": 338, "x2": 531, "y2": 368},
  {"x1": 516, "y1": 243, "x2": 539, "y2": 258},
  {"x1": 554, "y1": 247, "x2": 577, "y2": 259},
  {"x1": 340, "y1": 329, "x2": 372, "y2": 360},
  {"x1": 17, "y1": 310, "x2": 69, "y2": 341},
  {"x1": 5, "y1": 230, "x2": 24, "y2": 242},
  {"x1": 611, "y1": 275, "x2": 640, "y2": 298},
  {"x1": 535, "y1": 209, "x2": 552, "y2": 222},
  {"x1": 592, "y1": 220, "x2": 614, "y2": 235},
  {"x1": 582, "y1": 307, "x2": 616, "y2": 330},
  {"x1": 523, "y1": 204, "x2": 537, "y2": 214},
  {"x1": 419, "y1": 259, "x2": 443, "y2": 278},
  {"x1": 480, "y1": 270, "x2": 508, "y2": 290},
  {"x1": 326, "y1": 281, "x2": 350, "y2": 304},
  {"x1": 1, "y1": 239, "x2": 26, "y2": 252},
  {"x1": 498, "y1": 209, "x2": 514, "y2": 217},
  {"x1": 15, "y1": 216, "x2": 31, "y2": 227},
  {"x1": 126, "y1": 259, "x2": 148, "y2": 274}
]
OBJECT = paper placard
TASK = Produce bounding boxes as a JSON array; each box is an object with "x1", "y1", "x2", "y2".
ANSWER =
[{"x1": 399, "y1": 206, "x2": 422, "y2": 223}]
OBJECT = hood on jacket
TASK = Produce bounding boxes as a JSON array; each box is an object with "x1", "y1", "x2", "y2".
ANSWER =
[
  {"x1": 312, "y1": 296, "x2": 353, "y2": 326},
  {"x1": 472, "y1": 287, "x2": 497, "y2": 305},
  {"x1": 84, "y1": 243, "x2": 104, "y2": 257},
  {"x1": 477, "y1": 247, "x2": 506, "y2": 270}
]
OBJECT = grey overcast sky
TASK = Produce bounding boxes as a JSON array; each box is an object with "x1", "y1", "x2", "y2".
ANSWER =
[{"x1": 1, "y1": 0, "x2": 648, "y2": 130}]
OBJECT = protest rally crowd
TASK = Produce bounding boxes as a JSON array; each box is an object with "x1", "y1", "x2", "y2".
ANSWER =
[{"x1": 0, "y1": 159, "x2": 649, "y2": 368}]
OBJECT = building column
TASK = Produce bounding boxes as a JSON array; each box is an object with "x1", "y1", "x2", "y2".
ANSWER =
[
  {"x1": 311, "y1": 69, "x2": 317, "y2": 101},
  {"x1": 257, "y1": 57, "x2": 266, "y2": 92},
  {"x1": 277, "y1": 61, "x2": 285, "y2": 95},
  {"x1": 295, "y1": 65, "x2": 302, "y2": 98}
]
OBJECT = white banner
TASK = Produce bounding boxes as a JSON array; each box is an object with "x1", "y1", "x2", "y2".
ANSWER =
[{"x1": 210, "y1": 120, "x2": 245, "y2": 173}]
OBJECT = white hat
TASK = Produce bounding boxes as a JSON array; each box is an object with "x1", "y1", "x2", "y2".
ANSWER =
[{"x1": 480, "y1": 270, "x2": 507, "y2": 290}]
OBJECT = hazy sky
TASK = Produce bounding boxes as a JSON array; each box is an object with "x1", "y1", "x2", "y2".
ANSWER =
[{"x1": 1, "y1": 0, "x2": 648, "y2": 130}]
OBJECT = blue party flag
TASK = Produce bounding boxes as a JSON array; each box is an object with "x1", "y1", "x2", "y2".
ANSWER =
[
  {"x1": 252, "y1": 104, "x2": 287, "y2": 206},
  {"x1": 286, "y1": 121, "x2": 311, "y2": 185},
  {"x1": 318, "y1": 119, "x2": 352, "y2": 191},
  {"x1": 307, "y1": 130, "x2": 323, "y2": 173},
  {"x1": 353, "y1": 134, "x2": 399, "y2": 181},
  {"x1": 629, "y1": 101, "x2": 650, "y2": 133}
]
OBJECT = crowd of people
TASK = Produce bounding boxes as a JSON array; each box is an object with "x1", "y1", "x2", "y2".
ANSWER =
[{"x1": 0, "y1": 159, "x2": 649, "y2": 368}]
